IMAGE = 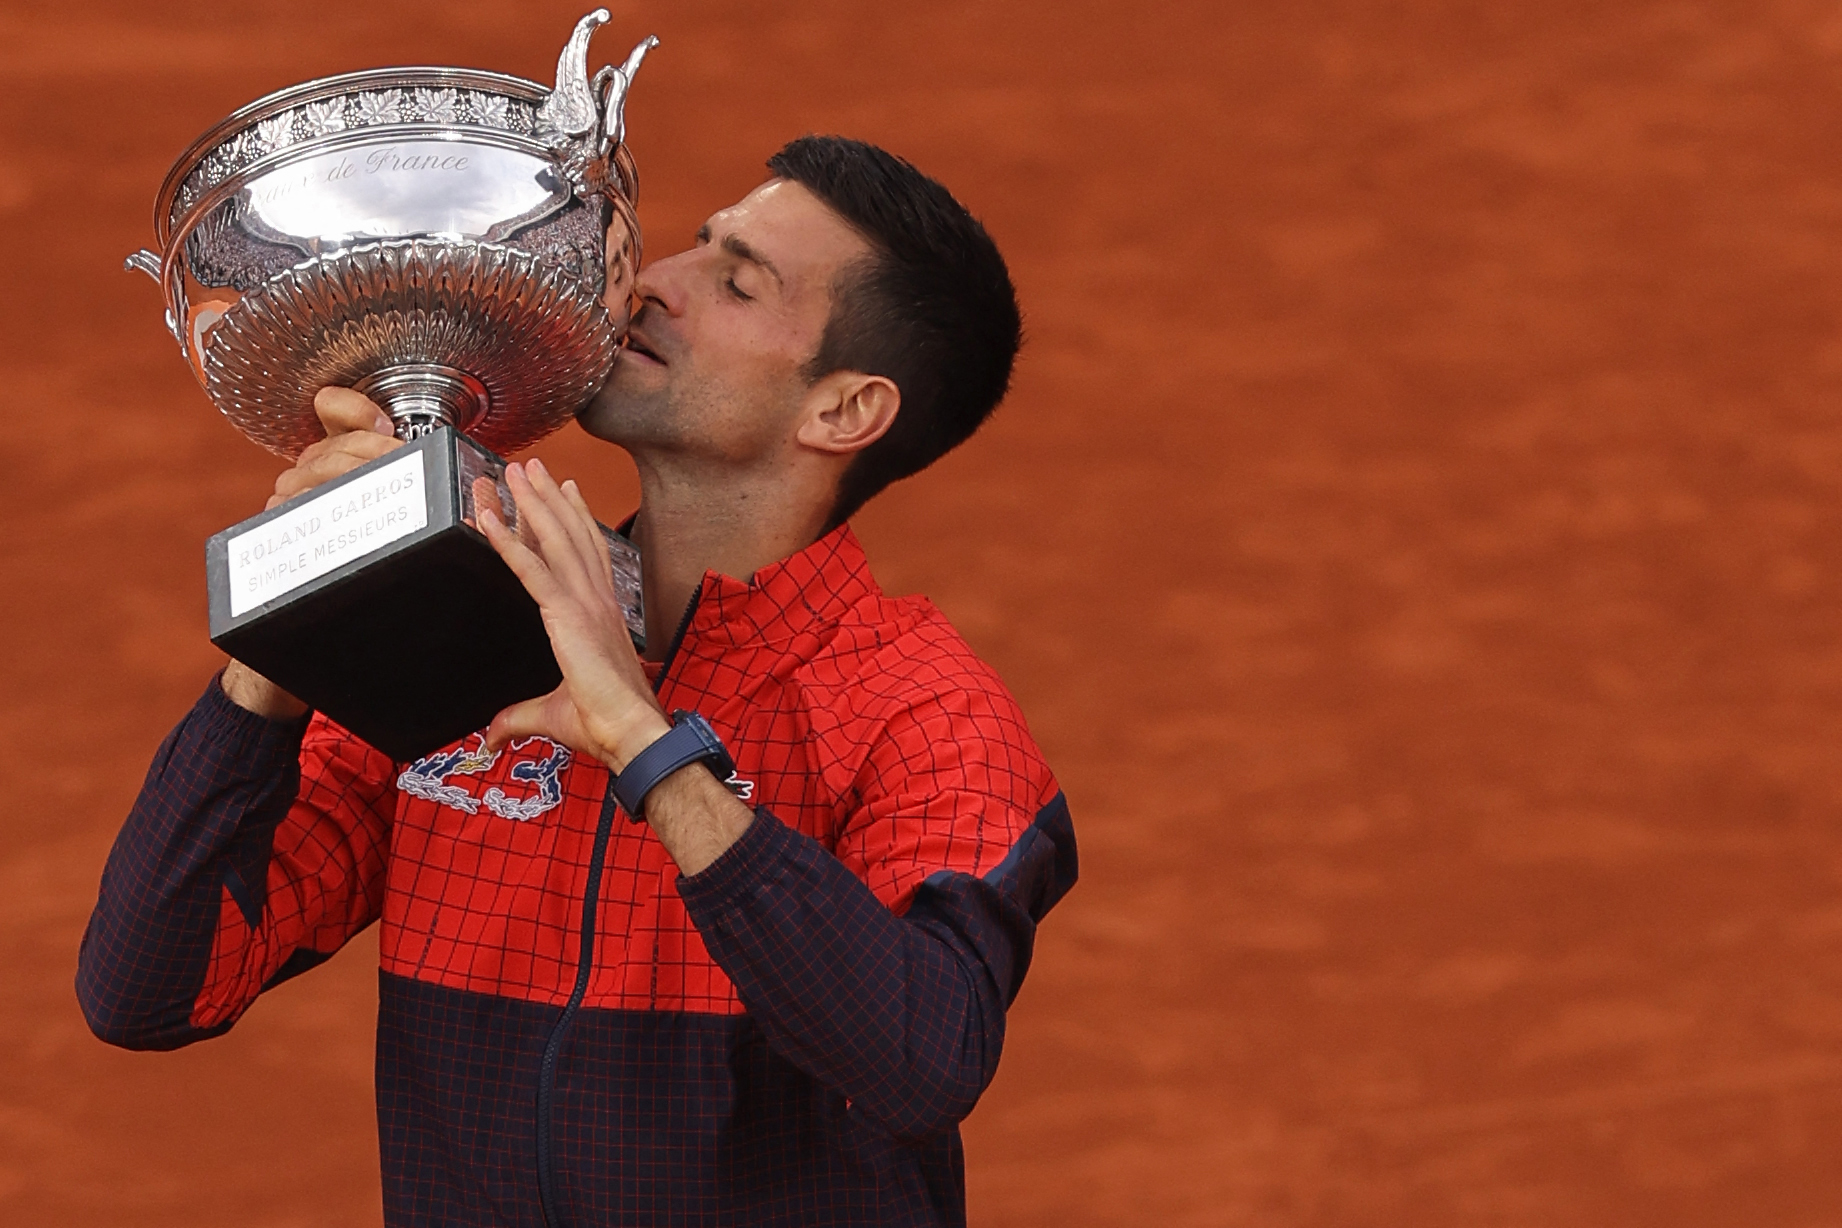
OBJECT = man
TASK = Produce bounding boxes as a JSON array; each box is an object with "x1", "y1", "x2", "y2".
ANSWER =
[{"x1": 78, "y1": 136, "x2": 1076, "y2": 1227}]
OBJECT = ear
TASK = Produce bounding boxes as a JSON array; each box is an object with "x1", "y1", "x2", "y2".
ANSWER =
[{"x1": 794, "y1": 371, "x2": 901, "y2": 456}]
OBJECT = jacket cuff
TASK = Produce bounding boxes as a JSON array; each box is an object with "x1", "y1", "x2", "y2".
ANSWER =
[
  {"x1": 675, "y1": 807, "x2": 783, "y2": 918},
  {"x1": 189, "y1": 670, "x2": 313, "y2": 765}
]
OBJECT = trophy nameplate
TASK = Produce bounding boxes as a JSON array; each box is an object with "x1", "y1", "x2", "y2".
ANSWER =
[{"x1": 206, "y1": 430, "x2": 643, "y2": 761}]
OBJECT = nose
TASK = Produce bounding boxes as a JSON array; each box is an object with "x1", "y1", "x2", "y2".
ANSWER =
[{"x1": 633, "y1": 247, "x2": 692, "y2": 316}]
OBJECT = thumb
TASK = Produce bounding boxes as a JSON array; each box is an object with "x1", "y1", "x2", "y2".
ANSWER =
[
  {"x1": 314, "y1": 386, "x2": 395, "y2": 437},
  {"x1": 485, "y1": 692, "x2": 558, "y2": 753}
]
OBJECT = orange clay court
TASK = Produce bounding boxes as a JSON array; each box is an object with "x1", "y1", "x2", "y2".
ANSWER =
[{"x1": 5, "y1": 1, "x2": 1842, "y2": 1224}]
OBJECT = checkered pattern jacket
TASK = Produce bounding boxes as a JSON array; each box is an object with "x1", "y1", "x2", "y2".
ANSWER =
[{"x1": 77, "y1": 524, "x2": 1077, "y2": 1227}]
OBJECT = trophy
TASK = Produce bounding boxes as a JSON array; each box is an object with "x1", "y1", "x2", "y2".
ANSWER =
[{"x1": 127, "y1": 10, "x2": 655, "y2": 760}]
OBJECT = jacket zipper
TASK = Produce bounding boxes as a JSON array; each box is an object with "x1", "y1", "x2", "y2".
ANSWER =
[{"x1": 534, "y1": 582, "x2": 703, "y2": 1228}]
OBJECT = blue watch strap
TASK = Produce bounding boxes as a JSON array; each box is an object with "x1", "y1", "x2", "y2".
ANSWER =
[{"x1": 613, "y1": 711, "x2": 736, "y2": 822}]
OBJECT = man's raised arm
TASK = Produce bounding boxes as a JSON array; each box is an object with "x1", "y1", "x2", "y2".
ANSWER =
[
  {"x1": 78, "y1": 388, "x2": 404, "y2": 1048},
  {"x1": 77, "y1": 679, "x2": 397, "y2": 1047}
]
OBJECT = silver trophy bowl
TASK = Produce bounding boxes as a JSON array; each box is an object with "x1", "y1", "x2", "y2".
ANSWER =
[
  {"x1": 122, "y1": 10, "x2": 656, "y2": 760},
  {"x1": 128, "y1": 9, "x2": 656, "y2": 458}
]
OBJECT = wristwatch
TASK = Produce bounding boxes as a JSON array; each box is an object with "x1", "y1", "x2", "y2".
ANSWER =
[{"x1": 612, "y1": 710, "x2": 736, "y2": 822}]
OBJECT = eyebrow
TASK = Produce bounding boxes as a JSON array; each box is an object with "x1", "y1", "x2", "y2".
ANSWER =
[{"x1": 697, "y1": 223, "x2": 784, "y2": 287}]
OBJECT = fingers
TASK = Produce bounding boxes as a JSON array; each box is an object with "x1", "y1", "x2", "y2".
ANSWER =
[
  {"x1": 477, "y1": 503, "x2": 565, "y2": 608},
  {"x1": 470, "y1": 475, "x2": 540, "y2": 549},
  {"x1": 263, "y1": 387, "x2": 400, "y2": 510},
  {"x1": 314, "y1": 386, "x2": 395, "y2": 437},
  {"x1": 504, "y1": 460, "x2": 598, "y2": 593},
  {"x1": 270, "y1": 430, "x2": 402, "y2": 504},
  {"x1": 473, "y1": 459, "x2": 614, "y2": 621},
  {"x1": 530, "y1": 465, "x2": 611, "y2": 593},
  {"x1": 560, "y1": 478, "x2": 617, "y2": 591}
]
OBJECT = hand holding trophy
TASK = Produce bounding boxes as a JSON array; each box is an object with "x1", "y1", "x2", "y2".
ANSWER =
[{"x1": 127, "y1": 11, "x2": 656, "y2": 760}]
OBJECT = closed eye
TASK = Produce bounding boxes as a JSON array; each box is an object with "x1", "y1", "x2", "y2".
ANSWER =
[{"x1": 725, "y1": 276, "x2": 754, "y2": 302}]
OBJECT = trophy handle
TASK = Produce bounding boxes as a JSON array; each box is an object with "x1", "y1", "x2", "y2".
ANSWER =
[
  {"x1": 536, "y1": 8, "x2": 611, "y2": 142},
  {"x1": 124, "y1": 248, "x2": 185, "y2": 349},
  {"x1": 601, "y1": 36, "x2": 659, "y2": 154},
  {"x1": 124, "y1": 249, "x2": 160, "y2": 281}
]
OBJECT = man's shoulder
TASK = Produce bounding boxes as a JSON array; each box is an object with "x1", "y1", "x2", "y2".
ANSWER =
[
  {"x1": 813, "y1": 586, "x2": 1020, "y2": 711},
  {"x1": 793, "y1": 585, "x2": 1059, "y2": 830},
  {"x1": 795, "y1": 586, "x2": 1049, "y2": 786}
]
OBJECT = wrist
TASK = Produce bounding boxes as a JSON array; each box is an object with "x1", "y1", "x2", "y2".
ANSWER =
[
  {"x1": 220, "y1": 660, "x2": 309, "y2": 722},
  {"x1": 594, "y1": 709, "x2": 673, "y2": 773},
  {"x1": 610, "y1": 711, "x2": 736, "y2": 824}
]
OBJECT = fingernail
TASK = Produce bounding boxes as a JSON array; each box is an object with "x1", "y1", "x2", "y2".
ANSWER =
[{"x1": 529, "y1": 458, "x2": 548, "y2": 479}]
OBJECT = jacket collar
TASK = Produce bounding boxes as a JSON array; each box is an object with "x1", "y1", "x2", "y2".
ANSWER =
[{"x1": 669, "y1": 522, "x2": 880, "y2": 651}]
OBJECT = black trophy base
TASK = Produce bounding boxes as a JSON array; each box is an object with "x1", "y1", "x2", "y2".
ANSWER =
[{"x1": 205, "y1": 428, "x2": 642, "y2": 763}]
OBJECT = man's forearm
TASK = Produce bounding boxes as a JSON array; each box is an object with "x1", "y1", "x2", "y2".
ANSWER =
[
  {"x1": 77, "y1": 677, "x2": 308, "y2": 1049},
  {"x1": 641, "y1": 761, "x2": 756, "y2": 875},
  {"x1": 674, "y1": 808, "x2": 1021, "y2": 1141},
  {"x1": 645, "y1": 764, "x2": 1000, "y2": 1140}
]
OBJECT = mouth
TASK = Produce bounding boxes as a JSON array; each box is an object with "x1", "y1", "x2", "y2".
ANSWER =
[{"x1": 622, "y1": 330, "x2": 666, "y2": 366}]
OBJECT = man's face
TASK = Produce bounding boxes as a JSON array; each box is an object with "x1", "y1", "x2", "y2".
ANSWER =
[{"x1": 579, "y1": 178, "x2": 871, "y2": 462}]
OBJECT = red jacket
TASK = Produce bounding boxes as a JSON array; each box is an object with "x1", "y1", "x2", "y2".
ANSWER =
[{"x1": 80, "y1": 523, "x2": 1078, "y2": 1227}]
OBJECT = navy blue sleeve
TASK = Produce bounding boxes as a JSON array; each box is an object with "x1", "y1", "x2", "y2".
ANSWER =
[
  {"x1": 76, "y1": 676, "x2": 311, "y2": 1050},
  {"x1": 676, "y1": 793, "x2": 1076, "y2": 1142}
]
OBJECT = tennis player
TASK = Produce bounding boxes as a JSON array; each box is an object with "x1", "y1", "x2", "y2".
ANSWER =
[{"x1": 80, "y1": 135, "x2": 1077, "y2": 1228}]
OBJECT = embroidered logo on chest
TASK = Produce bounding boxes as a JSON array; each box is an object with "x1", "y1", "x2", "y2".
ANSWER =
[{"x1": 397, "y1": 734, "x2": 572, "y2": 822}]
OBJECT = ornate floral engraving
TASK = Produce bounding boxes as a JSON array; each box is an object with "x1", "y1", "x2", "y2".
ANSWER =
[
  {"x1": 201, "y1": 145, "x2": 234, "y2": 186},
  {"x1": 223, "y1": 132, "x2": 253, "y2": 170},
  {"x1": 416, "y1": 88, "x2": 458, "y2": 124},
  {"x1": 177, "y1": 168, "x2": 210, "y2": 218},
  {"x1": 302, "y1": 98, "x2": 348, "y2": 137},
  {"x1": 170, "y1": 86, "x2": 549, "y2": 227},
  {"x1": 173, "y1": 179, "x2": 198, "y2": 223},
  {"x1": 256, "y1": 113, "x2": 295, "y2": 153},
  {"x1": 476, "y1": 93, "x2": 510, "y2": 128},
  {"x1": 354, "y1": 89, "x2": 404, "y2": 127},
  {"x1": 470, "y1": 93, "x2": 511, "y2": 130}
]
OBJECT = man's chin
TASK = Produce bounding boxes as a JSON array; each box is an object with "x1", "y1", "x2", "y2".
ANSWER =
[{"x1": 576, "y1": 375, "x2": 662, "y2": 447}]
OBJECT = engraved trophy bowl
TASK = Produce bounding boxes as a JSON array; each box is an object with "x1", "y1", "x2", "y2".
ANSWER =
[
  {"x1": 128, "y1": 8, "x2": 654, "y2": 456},
  {"x1": 126, "y1": 10, "x2": 655, "y2": 761}
]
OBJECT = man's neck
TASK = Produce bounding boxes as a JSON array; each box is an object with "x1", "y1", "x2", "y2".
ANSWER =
[{"x1": 627, "y1": 454, "x2": 835, "y2": 660}]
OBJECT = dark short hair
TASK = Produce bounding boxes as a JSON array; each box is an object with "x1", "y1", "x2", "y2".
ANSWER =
[{"x1": 766, "y1": 136, "x2": 1022, "y2": 528}]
